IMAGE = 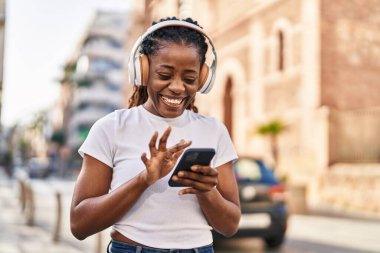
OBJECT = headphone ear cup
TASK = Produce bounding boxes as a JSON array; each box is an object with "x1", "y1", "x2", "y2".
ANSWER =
[
  {"x1": 133, "y1": 55, "x2": 141, "y2": 86},
  {"x1": 133, "y1": 54, "x2": 149, "y2": 86},
  {"x1": 198, "y1": 64, "x2": 210, "y2": 92}
]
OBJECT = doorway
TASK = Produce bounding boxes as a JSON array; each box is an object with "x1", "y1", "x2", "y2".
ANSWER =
[{"x1": 223, "y1": 77, "x2": 234, "y2": 140}]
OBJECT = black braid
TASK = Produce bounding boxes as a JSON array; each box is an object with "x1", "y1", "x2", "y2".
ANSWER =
[{"x1": 128, "y1": 17, "x2": 207, "y2": 113}]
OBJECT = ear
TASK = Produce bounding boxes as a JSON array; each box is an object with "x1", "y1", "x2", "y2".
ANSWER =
[
  {"x1": 140, "y1": 54, "x2": 149, "y2": 86},
  {"x1": 198, "y1": 64, "x2": 209, "y2": 91}
]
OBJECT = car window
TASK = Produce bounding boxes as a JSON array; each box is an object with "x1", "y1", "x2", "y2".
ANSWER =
[
  {"x1": 235, "y1": 159, "x2": 262, "y2": 181},
  {"x1": 256, "y1": 160, "x2": 279, "y2": 184}
]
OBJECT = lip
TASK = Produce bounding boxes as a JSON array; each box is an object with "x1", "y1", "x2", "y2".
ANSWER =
[{"x1": 159, "y1": 94, "x2": 187, "y2": 108}]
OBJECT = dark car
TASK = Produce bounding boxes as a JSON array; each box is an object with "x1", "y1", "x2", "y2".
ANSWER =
[{"x1": 213, "y1": 157, "x2": 288, "y2": 248}]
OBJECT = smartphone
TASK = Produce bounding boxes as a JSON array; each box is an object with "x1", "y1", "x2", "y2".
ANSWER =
[{"x1": 168, "y1": 148, "x2": 216, "y2": 187}]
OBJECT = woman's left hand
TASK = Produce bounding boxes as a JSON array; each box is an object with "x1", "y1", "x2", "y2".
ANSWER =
[{"x1": 172, "y1": 165, "x2": 219, "y2": 195}]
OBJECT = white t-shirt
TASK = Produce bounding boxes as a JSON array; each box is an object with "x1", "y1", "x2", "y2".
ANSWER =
[{"x1": 78, "y1": 105, "x2": 237, "y2": 249}]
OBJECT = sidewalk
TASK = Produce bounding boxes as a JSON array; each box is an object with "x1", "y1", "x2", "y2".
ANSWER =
[
  {"x1": 0, "y1": 180, "x2": 83, "y2": 253},
  {"x1": 0, "y1": 169, "x2": 110, "y2": 253}
]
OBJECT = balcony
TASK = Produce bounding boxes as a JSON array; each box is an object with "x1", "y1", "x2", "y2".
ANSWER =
[{"x1": 72, "y1": 86, "x2": 122, "y2": 107}]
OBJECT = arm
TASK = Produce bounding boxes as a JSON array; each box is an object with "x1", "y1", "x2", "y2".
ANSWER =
[
  {"x1": 70, "y1": 154, "x2": 149, "y2": 240},
  {"x1": 172, "y1": 161, "x2": 241, "y2": 237},
  {"x1": 70, "y1": 127, "x2": 191, "y2": 240},
  {"x1": 196, "y1": 162, "x2": 241, "y2": 237}
]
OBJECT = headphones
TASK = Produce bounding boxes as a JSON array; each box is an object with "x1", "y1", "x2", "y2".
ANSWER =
[{"x1": 128, "y1": 20, "x2": 217, "y2": 94}]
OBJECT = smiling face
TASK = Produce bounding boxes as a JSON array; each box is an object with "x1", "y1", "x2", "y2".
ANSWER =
[{"x1": 143, "y1": 41, "x2": 202, "y2": 118}]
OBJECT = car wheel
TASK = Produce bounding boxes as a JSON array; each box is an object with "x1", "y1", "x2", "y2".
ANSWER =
[{"x1": 264, "y1": 232, "x2": 285, "y2": 248}]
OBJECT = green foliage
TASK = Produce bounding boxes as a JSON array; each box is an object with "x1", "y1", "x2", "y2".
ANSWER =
[
  {"x1": 256, "y1": 119, "x2": 286, "y2": 136},
  {"x1": 64, "y1": 62, "x2": 77, "y2": 74},
  {"x1": 76, "y1": 77, "x2": 93, "y2": 87},
  {"x1": 254, "y1": 119, "x2": 287, "y2": 167},
  {"x1": 57, "y1": 62, "x2": 77, "y2": 85},
  {"x1": 51, "y1": 130, "x2": 66, "y2": 146},
  {"x1": 18, "y1": 139, "x2": 30, "y2": 160}
]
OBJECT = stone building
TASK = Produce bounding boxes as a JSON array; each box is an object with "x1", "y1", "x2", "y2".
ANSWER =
[{"x1": 126, "y1": 0, "x2": 380, "y2": 216}]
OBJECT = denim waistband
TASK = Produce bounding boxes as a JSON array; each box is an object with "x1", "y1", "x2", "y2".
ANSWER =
[{"x1": 107, "y1": 239, "x2": 214, "y2": 253}]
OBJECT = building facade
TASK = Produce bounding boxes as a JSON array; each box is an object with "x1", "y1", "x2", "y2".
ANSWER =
[
  {"x1": 126, "y1": 0, "x2": 380, "y2": 216},
  {"x1": 54, "y1": 11, "x2": 129, "y2": 172},
  {"x1": 68, "y1": 12, "x2": 128, "y2": 149}
]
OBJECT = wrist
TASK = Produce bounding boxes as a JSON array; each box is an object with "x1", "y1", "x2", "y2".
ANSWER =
[
  {"x1": 196, "y1": 187, "x2": 218, "y2": 199},
  {"x1": 137, "y1": 171, "x2": 153, "y2": 188}
]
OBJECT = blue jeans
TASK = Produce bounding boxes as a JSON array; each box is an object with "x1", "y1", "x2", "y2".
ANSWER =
[{"x1": 107, "y1": 240, "x2": 214, "y2": 253}]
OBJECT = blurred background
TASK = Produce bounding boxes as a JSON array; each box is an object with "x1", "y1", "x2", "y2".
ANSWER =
[{"x1": 1, "y1": 0, "x2": 380, "y2": 252}]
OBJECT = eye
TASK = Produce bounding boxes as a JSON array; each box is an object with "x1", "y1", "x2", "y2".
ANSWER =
[
  {"x1": 184, "y1": 78, "x2": 196, "y2": 84},
  {"x1": 158, "y1": 73, "x2": 171, "y2": 80}
]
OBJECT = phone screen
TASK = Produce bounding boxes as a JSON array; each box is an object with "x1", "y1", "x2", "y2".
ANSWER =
[{"x1": 168, "y1": 148, "x2": 215, "y2": 187}]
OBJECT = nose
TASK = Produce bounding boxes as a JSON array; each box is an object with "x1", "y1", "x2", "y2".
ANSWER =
[{"x1": 168, "y1": 77, "x2": 185, "y2": 94}]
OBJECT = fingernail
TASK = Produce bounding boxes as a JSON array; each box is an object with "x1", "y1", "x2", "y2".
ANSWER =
[
  {"x1": 173, "y1": 176, "x2": 178, "y2": 181},
  {"x1": 178, "y1": 172, "x2": 184, "y2": 177}
]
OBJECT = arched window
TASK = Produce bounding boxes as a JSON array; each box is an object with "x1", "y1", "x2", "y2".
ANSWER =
[
  {"x1": 270, "y1": 18, "x2": 292, "y2": 73},
  {"x1": 278, "y1": 30, "x2": 285, "y2": 71}
]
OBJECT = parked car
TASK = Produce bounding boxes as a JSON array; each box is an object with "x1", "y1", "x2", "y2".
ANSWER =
[{"x1": 213, "y1": 157, "x2": 288, "y2": 248}]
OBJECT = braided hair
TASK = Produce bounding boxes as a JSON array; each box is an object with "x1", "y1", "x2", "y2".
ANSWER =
[{"x1": 128, "y1": 17, "x2": 209, "y2": 113}]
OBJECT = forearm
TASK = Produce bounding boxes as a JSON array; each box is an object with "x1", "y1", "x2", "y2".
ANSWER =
[
  {"x1": 71, "y1": 171, "x2": 149, "y2": 240},
  {"x1": 197, "y1": 188, "x2": 241, "y2": 237}
]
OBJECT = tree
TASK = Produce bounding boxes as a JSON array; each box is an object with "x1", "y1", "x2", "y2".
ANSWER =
[
  {"x1": 51, "y1": 130, "x2": 66, "y2": 146},
  {"x1": 256, "y1": 119, "x2": 287, "y2": 167}
]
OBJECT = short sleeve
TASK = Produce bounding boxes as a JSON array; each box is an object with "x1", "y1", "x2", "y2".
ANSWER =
[
  {"x1": 78, "y1": 112, "x2": 115, "y2": 168},
  {"x1": 211, "y1": 122, "x2": 238, "y2": 168}
]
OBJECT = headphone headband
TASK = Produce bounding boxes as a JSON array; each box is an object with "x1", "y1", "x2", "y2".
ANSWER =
[{"x1": 128, "y1": 20, "x2": 217, "y2": 94}]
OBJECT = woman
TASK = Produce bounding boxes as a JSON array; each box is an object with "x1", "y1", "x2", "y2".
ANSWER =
[{"x1": 70, "y1": 17, "x2": 241, "y2": 253}]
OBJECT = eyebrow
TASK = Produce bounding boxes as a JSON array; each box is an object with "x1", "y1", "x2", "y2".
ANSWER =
[
  {"x1": 159, "y1": 64, "x2": 175, "y2": 70},
  {"x1": 158, "y1": 64, "x2": 198, "y2": 74}
]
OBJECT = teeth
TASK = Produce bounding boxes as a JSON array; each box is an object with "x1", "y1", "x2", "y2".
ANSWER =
[{"x1": 162, "y1": 96, "x2": 182, "y2": 105}]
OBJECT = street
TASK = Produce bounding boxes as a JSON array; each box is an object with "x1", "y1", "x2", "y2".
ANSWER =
[
  {"x1": 1, "y1": 178, "x2": 380, "y2": 253},
  {"x1": 215, "y1": 215, "x2": 380, "y2": 253}
]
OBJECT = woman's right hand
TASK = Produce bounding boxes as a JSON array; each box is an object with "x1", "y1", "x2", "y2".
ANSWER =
[{"x1": 140, "y1": 126, "x2": 191, "y2": 186}]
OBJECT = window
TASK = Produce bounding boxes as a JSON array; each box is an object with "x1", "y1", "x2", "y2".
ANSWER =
[
  {"x1": 278, "y1": 30, "x2": 284, "y2": 71},
  {"x1": 270, "y1": 18, "x2": 292, "y2": 74}
]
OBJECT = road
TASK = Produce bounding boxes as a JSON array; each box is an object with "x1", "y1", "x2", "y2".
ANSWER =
[
  {"x1": 214, "y1": 215, "x2": 380, "y2": 253},
  {"x1": 5, "y1": 178, "x2": 380, "y2": 253}
]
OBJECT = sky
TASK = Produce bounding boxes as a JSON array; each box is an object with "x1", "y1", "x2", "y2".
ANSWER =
[{"x1": 1, "y1": 0, "x2": 130, "y2": 127}]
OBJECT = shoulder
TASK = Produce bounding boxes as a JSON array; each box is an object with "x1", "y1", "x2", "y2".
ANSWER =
[
  {"x1": 92, "y1": 111, "x2": 116, "y2": 128},
  {"x1": 90, "y1": 107, "x2": 138, "y2": 130},
  {"x1": 187, "y1": 111, "x2": 226, "y2": 131}
]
